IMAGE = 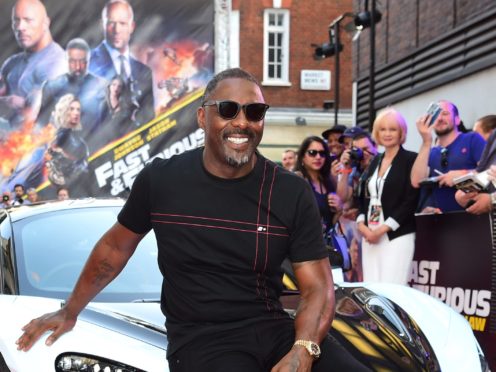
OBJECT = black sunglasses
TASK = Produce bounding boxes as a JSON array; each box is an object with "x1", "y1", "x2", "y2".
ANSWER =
[
  {"x1": 440, "y1": 148, "x2": 448, "y2": 168},
  {"x1": 202, "y1": 100, "x2": 269, "y2": 122},
  {"x1": 306, "y1": 150, "x2": 327, "y2": 158}
]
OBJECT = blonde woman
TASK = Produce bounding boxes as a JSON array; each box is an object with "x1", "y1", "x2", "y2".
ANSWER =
[
  {"x1": 356, "y1": 108, "x2": 419, "y2": 284},
  {"x1": 46, "y1": 94, "x2": 89, "y2": 186}
]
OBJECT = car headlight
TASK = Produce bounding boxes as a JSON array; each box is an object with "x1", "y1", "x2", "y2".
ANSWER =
[{"x1": 55, "y1": 353, "x2": 145, "y2": 372}]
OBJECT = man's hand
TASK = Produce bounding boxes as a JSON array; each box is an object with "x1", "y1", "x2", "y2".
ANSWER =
[
  {"x1": 340, "y1": 149, "x2": 352, "y2": 169},
  {"x1": 415, "y1": 114, "x2": 434, "y2": 144},
  {"x1": 488, "y1": 165, "x2": 496, "y2": 181},
  {"x1": 16, "y1": 308, "x2": 77, "y2": 351},
  {"x1": 330, "y1": 159, "x2": 341, "y2": 177},
  {"x1": 420, "y1": 206, "x2": 443, "y2": 214},
  {"x1": 465, "y1": 193, "x2": 491, "y2": 215},
  {"x1": 455, "y1": 189, "x2": 478, "y2": 208},
  {"x1": 6, "y1": 94, "x2": 26, "y2": 110},
  {"x1": 271, "y1": 345, "x2": 313, "y2": 372},
  {"x1": 437, "y1": 170, "x2": 469, "y2": 187}
]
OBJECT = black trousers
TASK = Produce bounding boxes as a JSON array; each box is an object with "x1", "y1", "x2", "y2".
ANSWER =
[{"x1": 168, "y1": 318, "x2": 370, "y2": 372}]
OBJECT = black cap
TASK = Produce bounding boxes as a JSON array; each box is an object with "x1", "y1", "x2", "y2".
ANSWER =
[
  {"x1": 322, "y1": 124, "x2": 347, "y2": 139},
  {"x1": 338, "y1": 126, "x2": 371, "y2": 143}
]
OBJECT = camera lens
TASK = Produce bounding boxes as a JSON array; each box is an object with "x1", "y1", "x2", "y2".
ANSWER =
[
  {"x1": 2, "y1": 195, "x2": 9, "y2": 202},
  {"x1": 349, "y1": 147, "x2": 364, "y2": 162}
]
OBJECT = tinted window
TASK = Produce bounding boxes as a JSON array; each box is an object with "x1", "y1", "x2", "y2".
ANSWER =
[{"x1": 13, "y1": 206, "x2": 162, "y2": 302}]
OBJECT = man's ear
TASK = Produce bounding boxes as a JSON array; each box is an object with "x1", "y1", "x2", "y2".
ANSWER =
[{"x1": 197, "y1": 107, "x2": 206, "y2": 130}]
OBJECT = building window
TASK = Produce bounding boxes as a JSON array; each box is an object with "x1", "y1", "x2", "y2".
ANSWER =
[{"x1": 263, "y1": 9, "x2": 290, "y2": 86}]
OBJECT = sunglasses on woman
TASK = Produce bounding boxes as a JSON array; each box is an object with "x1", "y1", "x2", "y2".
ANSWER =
[
  {"x1": 306, "y1": 150, "x2": 327, "y2": 158},
  {"x1": 202, "y1": 100, "x2": 270, "y2": 122}
]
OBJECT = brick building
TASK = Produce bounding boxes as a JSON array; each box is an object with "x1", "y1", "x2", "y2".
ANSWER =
[
  {"x1": 221, "y1": 0, "x2": 354, "y2": 160},
  {"x1": 353, "y1": 0, "x2": 496, "y2": 151}
]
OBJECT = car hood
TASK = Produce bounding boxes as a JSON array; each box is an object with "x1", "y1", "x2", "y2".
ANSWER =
[
  {"x1": 82, "y1": 302, "x2": 167, "y2": 350},
  {"x1": 0, "y1": 296, "x2": 168, "y2": 372}
]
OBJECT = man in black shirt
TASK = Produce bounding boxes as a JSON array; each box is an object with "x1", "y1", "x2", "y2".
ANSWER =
[{"x1": 16, "y1": 68, "x2": 365, "y2": 371}]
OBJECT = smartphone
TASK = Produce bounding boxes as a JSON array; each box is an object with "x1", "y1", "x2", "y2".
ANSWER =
[{"x1": 426, "y1": 102, "x2": 442, "y2": 126}]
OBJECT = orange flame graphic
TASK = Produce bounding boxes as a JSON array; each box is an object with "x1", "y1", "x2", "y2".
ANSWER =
[{"x1": 0, "y1": 121, "x2": 55, "y2": 177}]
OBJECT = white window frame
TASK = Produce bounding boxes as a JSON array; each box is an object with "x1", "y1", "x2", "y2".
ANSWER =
[{"x1": 262, "y1": 9, "x2": 291, "y2": 86}]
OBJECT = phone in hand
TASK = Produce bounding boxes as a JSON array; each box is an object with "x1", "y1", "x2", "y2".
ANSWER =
[{"x1": 426, "y1": 102, "x2": 442, "y2": 126}]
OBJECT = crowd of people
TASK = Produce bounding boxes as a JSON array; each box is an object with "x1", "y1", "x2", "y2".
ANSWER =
[
  {"x1": 284, "y1": 100, "x2": 496, "y2": 286},
  {"x1": 1, "y1": 183, "x2": 70, "y2": 207}
]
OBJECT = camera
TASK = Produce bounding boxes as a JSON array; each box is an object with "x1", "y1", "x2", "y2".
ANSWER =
[
  {"x1": 2, "y1": 195, "x2": 9, "y2": 202},
  {"x1": 349, "y1": 147, "x2": 364, "y2": 166}
]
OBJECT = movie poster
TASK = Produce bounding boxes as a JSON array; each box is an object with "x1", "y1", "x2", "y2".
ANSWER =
[{"x1": 0, "y1": 0, "x2": 214, "y2": 199}]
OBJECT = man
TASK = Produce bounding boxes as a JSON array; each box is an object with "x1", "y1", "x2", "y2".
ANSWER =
[
  {"x1": 12, "y1": 183, "x2": 26, "y2": 205},
  {"x1": 36, "y1": 38, "x2": 107, "y2": 146},
  {"x1": 281, "y1": 149, "x2": 296, "y2": 171},
  {"x1": 1, "y1": 191, "x2": 12, "y2": 208},
  {"x1": 455, "y1": 127, "x2": 496, "y2": 214},
  {"x1": 89, "y1": 0, "x2": 154, "y2": 126},
  {"x1": 321, "y1": 124, "x2": 346, "y2": 158},
  {"x1": 411, "y1": 100, "x2": 486, "y2": 213},
  {"x1": 0, "y1": 0, "x2": 66, "y2": 129},
  {"x1": 473, "y1": 115, "x2": 496, "y2": 141},
  {"x1": 335, "y1": 127, "x2": 378, "y2": 205},
  {"x1": 17, "y1": 68, "x2": 369, "y2": 371}
]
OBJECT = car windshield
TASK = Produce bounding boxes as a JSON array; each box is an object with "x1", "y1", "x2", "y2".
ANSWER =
[{"x1": 13, "y1": 205, "x2": 162, "y2": 302}]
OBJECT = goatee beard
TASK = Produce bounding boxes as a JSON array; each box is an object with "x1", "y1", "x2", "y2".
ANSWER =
[
  {"x1": 435, "y1": 124, "x2": 454, "y2": 137},
  {"x1": 225, "y1": 154, "x2": 250, "y2": 168}
]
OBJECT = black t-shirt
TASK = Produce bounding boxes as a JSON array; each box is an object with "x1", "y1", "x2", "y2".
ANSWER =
[{"x1": 118, "y1": 147, "x2": 328, "y2": 355}]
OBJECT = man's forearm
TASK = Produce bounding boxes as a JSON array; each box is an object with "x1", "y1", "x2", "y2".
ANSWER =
[
  {"x1": 294, "y1": 286, "x2": 334, "y2": 343},
  {"x1": 411, "y1": 141, "x2": 432, "y2": 187},
  {"x1": 293, "y1": 259, "x2": 335, "y2": 343},
  {"x1": 64, "y1": 224, "x2": 142, "y2": 318}
]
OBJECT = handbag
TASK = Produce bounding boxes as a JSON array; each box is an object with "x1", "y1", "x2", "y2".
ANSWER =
[{"x1": 325, "y1": 222, "x2": 351, "y2": 272}]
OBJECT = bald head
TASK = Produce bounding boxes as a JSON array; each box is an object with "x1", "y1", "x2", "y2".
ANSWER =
[{"x1": 11, "y1": 0, "x2": 52, "y2": 52}]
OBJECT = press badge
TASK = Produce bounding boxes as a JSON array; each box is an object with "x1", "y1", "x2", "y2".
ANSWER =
[{"x1": 369, "y1": 204, "x2": 382, "y2": 225}]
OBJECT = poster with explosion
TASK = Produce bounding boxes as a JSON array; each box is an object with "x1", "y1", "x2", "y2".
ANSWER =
[{"x1": 0, "y1": 0, "x2": 214, "y2": 200}]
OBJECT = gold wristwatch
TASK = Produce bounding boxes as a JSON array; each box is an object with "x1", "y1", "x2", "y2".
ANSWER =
[{"x1": 293, "y1": 339, "x2": 321, "y2": 359}]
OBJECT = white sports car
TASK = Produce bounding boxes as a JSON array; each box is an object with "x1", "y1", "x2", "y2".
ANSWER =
[{"x1": 0, "y1": 199, "x2": 489, "y2": 371}]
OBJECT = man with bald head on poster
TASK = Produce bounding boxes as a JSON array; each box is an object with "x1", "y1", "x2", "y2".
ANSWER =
[
  {"x1": 90, "y1": 0, "x2": 155, "y2": 126},
  {"x1": 0, "y1": 0, "x2": 66, "y2": 129}
]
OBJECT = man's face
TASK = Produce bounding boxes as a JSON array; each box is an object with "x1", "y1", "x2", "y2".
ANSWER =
[
  {"x1": 11, "y1": 0, "x2": 49, "y2": 52},
  {"x1": 342, "y1": 137, "x2": 353, "y2": 150},
  {"x1": 68, "y1": 48, "x2": 88, "y2": 78},
  {"x1": 14, "y1": 186, "x2": 24, "y2": 197},
  {"x1": 282, "y1": 151, "x2": 296, "y2": 171},
  {"x1": 197, "y1": 78, "x2": 264, "y2": 175},
  {"x1": 326, "y1": 132, "x2": 344, "y2": 156},
  {"x1": 353, "y1": 137, "x2": 377, "y2": 169},
  {"x1": 104, "y1": 2, "x2": 135, "y2": 53},
  {"x1": 433, "y1": 101, "x2": 457, "y2": 137}
]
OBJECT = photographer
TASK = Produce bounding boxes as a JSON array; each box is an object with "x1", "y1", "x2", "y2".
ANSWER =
[
  {"x1": 335, "y1": 127, "x2": 378, "y2": 207},
  {"x1": 2, "y1": 191, "x2": 12, "y2": 208}
]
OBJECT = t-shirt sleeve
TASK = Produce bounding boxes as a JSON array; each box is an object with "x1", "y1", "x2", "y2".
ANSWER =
[
  {"x1": 287, "y1": 180, "x2": 328, "y2": 262},
  {"x1": 118, "y1": 161, "x2": 153, "y2": 234},
  {"x1": 470, "y1": 132, "x2": 486, "y2": 164}
]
